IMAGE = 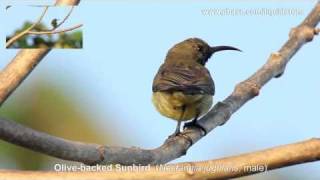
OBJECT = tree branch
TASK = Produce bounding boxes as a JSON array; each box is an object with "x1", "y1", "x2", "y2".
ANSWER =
[
  {"x1": 0, "y1": 117, "x2": 101, "y2": 165},
  {"x1": 6, "y1": 4, "x2": 81, "y2": 48},
  {"x1": 0, "y1": 0, "x2": 319, "y2": 173},
  {"x1": 50, "y1": 6, "x2": 75, "y2": 31},
  {"x1": 5, "y1": 6, "x2": 49, "y2": 48},
  {"x1": 0, "y1": 138, "x2": 319, "y2": 180},
  {"x1": 0, "y1": 49, "x2": 50, "y2": 106},
  {"x1": 28, "y1": 24, "x2": 83, "y2": 35},
  {"x1": 28, "y1": 6, "x2": 82, "y2": 35}
]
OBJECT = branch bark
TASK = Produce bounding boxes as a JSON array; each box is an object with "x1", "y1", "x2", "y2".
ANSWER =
[
  {"x1": 0, "y1": 0, "x2": 319, "y2": 175},
  {"x1": 0, "y1": 117, "x2": 101, "y2": 165},
  {"x1": 0, "y1": 138, "x2": 319, "y2": 180},
  {"x1": 0, "y1": 49, "x2": 50, "y2": 106}
]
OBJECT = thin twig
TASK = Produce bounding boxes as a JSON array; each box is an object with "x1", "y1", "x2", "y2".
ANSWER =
[
  {"x1": 52, "y1": 6, "x2": 75, "y2": 30},
  {"x1": 28, "y1": 5, "x2": 76, "y2": 33},
  {"x1": 28, "y1": 24, "x2": 82, "y2": 35},
  {"x1": 7, "y1": 5, "x2": 79, "y2": 48},
  {"x1": 5, "y1": 6, "x2": 49, "y2": 48},
  {"x1": 0, "y1": 138, "x2": 319, "y2": 180}
]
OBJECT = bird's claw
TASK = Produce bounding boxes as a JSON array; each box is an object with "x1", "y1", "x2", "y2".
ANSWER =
[
  {"x1": 167, "y1": 131, "x2": 193, "y2": 147},
  {"x1": 168, "y1": 131, "x2": 181, "y2": 139},
  {"x1": 183, "y1": 121, "x2": 207, "y2": 136}
]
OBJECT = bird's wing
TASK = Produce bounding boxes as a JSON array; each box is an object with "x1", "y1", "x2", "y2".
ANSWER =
[{"x1": 152, "y1": 63, "x2": 215, "y2": 95}]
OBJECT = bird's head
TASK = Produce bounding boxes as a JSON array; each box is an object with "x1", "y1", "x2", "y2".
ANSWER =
[{"x1": 166, "y1": 38, "x2": 241, "y2": 65}]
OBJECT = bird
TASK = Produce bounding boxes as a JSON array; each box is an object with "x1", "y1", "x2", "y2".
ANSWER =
[
  {"x1": 152, "y1": 38, "x2": 240, "y2": 138},
  {"x1": 51, "y1": 18, "x2": 59, "y2": 29}
]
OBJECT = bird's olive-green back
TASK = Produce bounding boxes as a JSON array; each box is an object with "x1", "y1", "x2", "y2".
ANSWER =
[{"x1": 152, "y1": 61, "x2": 215, "y2": 95}]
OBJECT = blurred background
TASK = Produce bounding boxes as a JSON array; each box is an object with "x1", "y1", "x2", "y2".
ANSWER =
[{"x1": 0, "y1": 0, "x2": 319, "y2": 179}]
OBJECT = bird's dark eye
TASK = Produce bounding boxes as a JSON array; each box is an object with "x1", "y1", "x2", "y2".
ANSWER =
[{"x1": 195, "y1": 45, "x2": 203, "y2": 52}]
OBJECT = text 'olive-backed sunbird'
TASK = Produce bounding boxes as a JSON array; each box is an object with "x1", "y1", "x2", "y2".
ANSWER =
[{"x1": 152, "y1": 38, "x2": 240, "y2": 137}]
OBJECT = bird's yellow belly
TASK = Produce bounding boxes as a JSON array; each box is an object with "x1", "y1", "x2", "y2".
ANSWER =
[{"x1": 152, "y1": 92, "x2": 213, "y2": 121}]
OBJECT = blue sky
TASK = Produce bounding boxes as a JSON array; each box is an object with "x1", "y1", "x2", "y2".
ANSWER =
[{"x1": 1, "y1": 1, "x2": 320, "y2": 179}]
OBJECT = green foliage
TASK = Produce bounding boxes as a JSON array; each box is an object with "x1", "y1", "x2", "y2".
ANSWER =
[{"x1": 6, "y1": 21, "x2": 82, "y2": 49}]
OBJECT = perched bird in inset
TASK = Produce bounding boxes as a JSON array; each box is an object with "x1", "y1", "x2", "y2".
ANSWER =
[
  {"x1": 51, "y1": 18, "x2": 59, "y2": 29},
  {"x1": 152, "y1": 38, "x2": 240, "y2": 137}
]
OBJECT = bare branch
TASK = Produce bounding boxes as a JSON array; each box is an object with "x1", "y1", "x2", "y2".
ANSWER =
[
  {"x1": 0, "y1": 138, "x2": 319, "y2": 180},
  {"x1": 0, "y1": 117, "x2": 101, "y2": 165},
  {"x1": 6, "y1": 3, "x2": 80, "y2": 48},
  {"x1": 5, "y1": 6, "x2": 49, "y2": 48},
  {"x1": 28, "y1": 6, "x2": 77, "y2": 34},
  {"x1": 0, "y1": 49, "x2": 50, "y2": 106},
  {"x1": 28, "y1": 24, "x2": 83, "y2": 35}
]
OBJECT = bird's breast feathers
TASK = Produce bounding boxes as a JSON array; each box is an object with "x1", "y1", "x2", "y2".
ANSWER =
[{"x1": 152, "y1": 91, "x2": 213, "y2": 121}]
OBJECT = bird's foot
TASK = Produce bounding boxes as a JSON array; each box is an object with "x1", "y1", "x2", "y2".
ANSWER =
[
  {"x1": 167, "y1": 131, "x2": 193, "y2": 147},
  {"x1": 168, "y1": 131, "x2": 181, "y2": 139},
  {"x1": 183, "y1": 121, "x2": 207, "y2": 136}
]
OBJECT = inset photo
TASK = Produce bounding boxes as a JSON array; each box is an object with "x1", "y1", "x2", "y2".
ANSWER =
[{"x1": 5, "y1": 5, "x2": 83, "y2": 49}]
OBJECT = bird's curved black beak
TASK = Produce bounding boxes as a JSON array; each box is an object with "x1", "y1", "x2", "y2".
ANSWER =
[{"x1": 210, "y1": 46, "x2": 242, "y2": 54}]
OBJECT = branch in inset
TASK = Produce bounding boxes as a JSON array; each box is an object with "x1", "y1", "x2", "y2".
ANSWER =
[
  {"x1": 5, "y1": 6, "x2": 49, "y2": 48},
  {"x1": 50, "y1": 6, "x2": 75, "y2": 31},
  {"x1": 6, "y1": 5, "x2": 81, "y2": 48},
  {"x1": 28, "y1": 24, "x2": 83, "y2": 35}
]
